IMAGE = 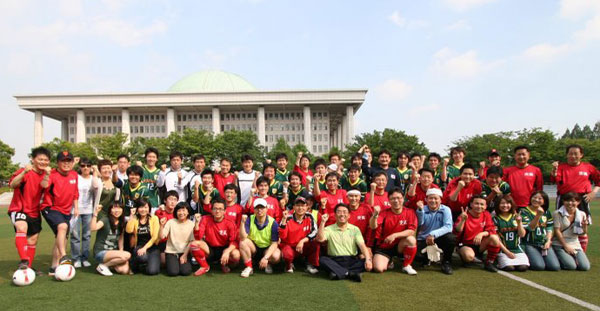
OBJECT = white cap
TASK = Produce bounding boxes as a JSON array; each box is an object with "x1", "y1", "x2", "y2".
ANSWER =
[
  {"x1": 328, "y1": 164, "x2": 338, "y2": 171},
  {"x1": 426, "y1": 188, "x2": 443, "y2": 198},
  {"x1": 253, "y1": 198, "x2": 268, "y2": 208},
  {"x1": 347, "y1": 189, "x2": 361, "y2": 196}
]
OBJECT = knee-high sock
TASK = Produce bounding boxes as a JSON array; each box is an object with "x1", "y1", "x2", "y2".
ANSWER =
[
  {"x1": 15, "y1": 232, "x2": 28, "y2": 262},
  {"x1": 579, "y1": 235, "x2": 588, "y2": 253},
  {"x1": 27, "y1": 244, "x2": 36, "y2": 267},
  {"x1": 403, "y1": 246, "x2": 417, "y2": 267},
  {"x1": 486, "y1": 245, "x2": 500, "y2": 264},
  {"x1": 191, "y1": 247, "x2": 208, "y2": 268}
]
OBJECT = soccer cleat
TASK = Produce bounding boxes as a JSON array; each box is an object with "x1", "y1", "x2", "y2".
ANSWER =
[
  {"x1": 387, "y1": 261, "x2": 395, "y2": 270},
  {"x1": 194, "y1": 267, "x2": 210, "y2": 276},
  {"x1": 305, "y1": 264, "x2": 319, "y2": 275},
  {"x1": 96, "y1": 264, "x2": 113, "y2": 276},
  {"x1": 286, "y1": 263, "x2": 294, "y2": 273},
  {"x1": 240, "y1": 267, "x2": 254, "y2": 278},
  {"x1": 329, "y1": 272, "x2": 339, "y2": 280},
  {"x1": 18, "y1": 260, "x2": 29, "y2": 270},
  {"x1": 265, "y1": 264, "x2": 273, "y2": 274},
  {"x1": 472, "y1": 257, "x2": 482, "y2": 264},
  {"x1": 82, "y1": 260, "x2": 92, "y2": 268},
  {"x1": 73, "y1": 261, "x2": 82, "y2": 268},
  {"x1": 402, "y1": 265, "x2": 418, "y2": 275},
  {"x1": 48, "y1": 267, "x2": 56, "y2": 276},
  {"x1": 484, "y1": 262, "x2": 498, "y2": 273},
  {"x1": 221, "y1": 265, "x2": 231, "y2": 274},
  {"x1": 441, "y1": 261, "x2": 453, "y2": 275},
  {"x1": 59, "y1": 256, "x2": 72, "y2": 265}
]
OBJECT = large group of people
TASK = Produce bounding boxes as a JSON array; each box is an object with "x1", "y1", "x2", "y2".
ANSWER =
[{"x1": 7, "y1": 143, "x2": 598, "y2": 282}]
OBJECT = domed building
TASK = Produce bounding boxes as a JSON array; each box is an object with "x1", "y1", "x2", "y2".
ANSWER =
[{"x1": 16, "y1": 70, "x2": 366, "y2": 153}]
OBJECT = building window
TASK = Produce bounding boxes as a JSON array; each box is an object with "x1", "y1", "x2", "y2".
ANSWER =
[
  {"x1": 313, "y1": 145, "x2": 317, "y2": 153},
  {"x1": 70, "y1": 116, "x2": 74, "y2": 123},
  {"x1": 161, "y1": 125, "x2": 166, "y2": 133}
]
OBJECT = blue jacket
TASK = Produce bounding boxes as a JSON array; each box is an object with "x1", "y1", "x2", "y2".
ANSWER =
[{"x1": 416, "y1": 204, "x2": 453, "y2": 240}]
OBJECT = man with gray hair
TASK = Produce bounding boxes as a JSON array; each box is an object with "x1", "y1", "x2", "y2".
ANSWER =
[{"x1": 416, "y1": 188, "x2": 456, "y2": 275}]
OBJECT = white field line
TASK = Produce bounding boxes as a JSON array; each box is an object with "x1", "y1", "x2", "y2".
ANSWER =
[{"x1": 498, "y1": 270, "x2": 600, "y2": 311}]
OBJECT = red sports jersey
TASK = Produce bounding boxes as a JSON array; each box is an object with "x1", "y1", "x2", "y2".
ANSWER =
[
  {"x1": 375, "y1": 208, "x2": 418, "y2": 249},
  {"x1": 503, "y1": 165, "x2": 543, "y2": 207},
  {"x1": 203, "y1": 203, "x2": 243, "y2": 227},
  {"x1": 365, "y1": 191, "x2": 391, "y2": 211},
  {"x1": 279, "y1": 213, "x2": 317, "y2": 246},
  {"x1": 213, "y1": 173, "x2": 236, "y2": 197},
  {"x1": 194, "y1": 216, "x2": 237, "y2": 248},
  {"x1": 42, "y1": 169, "x2": 78, "y2": 215},
  {"x1": 155, "y1": 209, "x2": 174, "y2": 243},
  {"x1": 319, "y1": 189, "x2": 349, "y2": 215},
  {"x1": 348, "y1": 203, "x2": 374, "y2": 237},
  {"x1": 293, "y1": 164, "x2": 314, "y2": 187},
  {"x1": 453, "y1": 211, "x2": 496, "y2": 244},
  {"x1": 245, "y1": 196, "x2": 283, "y2": 222},
  {"x1": 8, "y1": 168, "x2": 46, "y2": 218},
  {"x1": 443, "y1": 178, "x2": 482, "y2": 213},
  {"x1": 552, "y1": 162, "x2": 600, "y2": 195},
  {"x1": 405, "y1": 183, "x2": 440, "y2": 210}
]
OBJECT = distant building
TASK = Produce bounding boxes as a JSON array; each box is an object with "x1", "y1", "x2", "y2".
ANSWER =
[{"x1": 16, "y1": 70, "x2": 367, "y2": 153}]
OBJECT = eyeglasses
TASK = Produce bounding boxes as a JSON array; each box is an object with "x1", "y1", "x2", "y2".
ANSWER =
[{"x1": 80, "y1": 164, "x2": 91, "y2": 168}]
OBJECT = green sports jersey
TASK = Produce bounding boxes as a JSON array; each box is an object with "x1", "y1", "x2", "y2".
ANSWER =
[
  {"x1": 317, "y1": 179, "x2": 327, "y2": 191},
  {"x1": 519, "y1": 207, "x2": 553, "y2": 247},
  {"x1": 197, "y1": 185, "x2": 220, "y2": 214},
  {"x1": 481, "y1": 181, "x2": 511, "y2": 197},
  {"x1": 395, "y1": 167, "x2": 412, "y2": 194},
  {"x1": 274, "y1": 169, "x2": 290, "y2": 183},
  {"x1": 447, "y1": 164, "x2": 463, "y2": 180},
  {"x1": 286, "y1": 186, "x2": 308, "y2": 210},
  {"x1": 268, "y1": 180, "x2": 285, "y2": 200},
  {"x1": 432, "y1": 169, "x2": 444, "y2": 188},
  {"x1": 340, "y1": 176, "x2": 368, "y2": 200},
  {"x1": 121, "y1": 182, "x2": 150, "y2": 216},
  {"x1": 493, "y1": 214, "x2": 523, "y2": 253},
  {"x1": 142, "y1": 165, "x2": 160, "y2": 207}
]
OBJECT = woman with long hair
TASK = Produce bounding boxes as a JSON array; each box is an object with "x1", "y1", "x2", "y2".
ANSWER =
[
  {"x1": 126, "y1": 199, "x2": 161, "y2": 275},
  {"x1": 91, "y1": 202, "x2": 131, "y2": 276}
]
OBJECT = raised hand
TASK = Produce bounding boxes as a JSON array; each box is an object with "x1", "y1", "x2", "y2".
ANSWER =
[
  {"x1": 95, "y1": 204, "x2": 103, "y2": 215},
  {"x1": 552, "y1": 161, "x2": 559, "y2": 169},
  {"x1": 112, "y1": 164, "x2": 118, "y2": 172},
  {"x1": 160, "y1": 217, "x2": 167, "y2": 226},
  {"x1": 416, "y1": 201, "x2": 424, "y2": 210},
  {"x1": 136, "y1": 160, "x2": 143, "y2": 167},
  {"x1": 160, "y1": 164, "x2": 167, "y2": 171},
  {"x1": 194, "y1": 213, "x2": 202, "y2": 223},
  {"x1": 460, "y1": 206, "x2": 468, "y2": 221},
  {"x1": 457, "y1": 180, "x2": 466, "y2": 188},
  {"x1": 370, "y1": 182, "x2": 377, "y2": 192},
  {"x1": 443, "y1": 158, "x2": 450, "y2": 166},
  {"x1": 24, "y1": 164, "x2": 33, "y2": 172},
  {"x1": 321, "y1": 213, "x2": 329, "y2": 223},
  {"x1": 44, "y1": 166, "x2": 52, "y2": 174},
  {"x1": 74, "y1": 157, "x2": 80, "y2": 164},
  {"x1": 159, "y1": 204, "x2": 165, "y2": 211},
  {"x1": 479, "y1": 161, "x2": 486, "y2": 168},
  {"x1": 373, "y1": 205, "x2": 381, "y2": 215},
  {"x1": 320, "y1": 198, "x2": 328, "y2": 210}
]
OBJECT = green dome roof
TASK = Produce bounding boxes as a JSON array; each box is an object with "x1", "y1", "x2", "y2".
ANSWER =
[{"x1": 167, "y1": 70, "x2": 257, "y2": 92}]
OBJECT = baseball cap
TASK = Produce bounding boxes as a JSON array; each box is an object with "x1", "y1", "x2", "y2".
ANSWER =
[
  {"x1": 488, "y1": 149, "x2": 500, "y2": 157},
  {"x1": 294, "y1": 196, "x2": 307, "y2": 204},
  {"x1": 57, "y1": 150, "x2": 74, "y2": 162},
  {"x1": 426, "y1": 188, "x2": 443, "y2": 198},
  {"x1": 253, "y1": 198, "x2": 268, "y2": 208}
]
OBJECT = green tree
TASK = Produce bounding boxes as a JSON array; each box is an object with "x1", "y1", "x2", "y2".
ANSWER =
[
  {"x1": 582, "y1": 125, "x2": 594, "y2": 140},
  {"x1": 88, "y1": 132, "x2": 129, "y2": 160},
  {"x1": 571, "y1": 124, "x2": 583, "y2": 138},
  {"x1": 343, "y1": 129, "x2": 429, "y2": 167},
  {"x1": 167, "y1": 129, "x2": 215, "y2": 166},
  {"x1": 593, "y1": 122, "x2": 600, "y2": 140},
  {"x1": 213, "y1": 131, "x2": 265, "y2": 170},
  {"x1": 451, "y1": 131, "x2": 515, "y2": 167},
  {"x1": 0, "y1": 140, "x2": 19, "y2": 181},
  {"x1": 40, "y1": 138, "x2": 97, "y2": 166},
  {"x1": 127, "y1": 136, "x2": 171, "y2": 165}
]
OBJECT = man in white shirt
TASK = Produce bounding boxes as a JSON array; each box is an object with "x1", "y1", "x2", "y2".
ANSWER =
[{"x1": 157, "y1": 151, "x2": 189, "y2": 203}]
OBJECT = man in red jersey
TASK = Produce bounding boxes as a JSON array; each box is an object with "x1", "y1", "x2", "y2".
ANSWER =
[
  {"x1": 370, "y1": 188, "x2": 418, "y2": 275},
  {"x1": 444, "y1": 164, "x2": 482, "y2": 220},
  {"x1": 551, "y1": 144, "x2": 600, "y2": 251},
  {"x1": 279, "y1": 197, "x2": 319, "y2": 274},
  {"x1": 347, "y1": 189, "x2": 376, "y2": 257},
  {"x1": 478, "y1": 149, "x2": 502, "y2": 180},
  {"x1": 189, "y1": 198, "x2": 240, "y2": 275},
  {"x1": 41, "y1": 151, "x2": 79, "y2": 274},
  {"x1": 366, "y1": 172, "x2": 391, "y2": 211},
  {"x1": 8, "y1": 147, "x2": 52, "y2": 270},
  {"x1": 314, "y1": 172, "x2": 349, "y2": 226},
  {"x1": 503, "y1": 146, "x2": 543, "y2": 208},
  {"x1": 213, "y1": 158, "x2": 237, "y2": 196},
  {"x1": 245, "y1": 177, "x2": 282, "y2": 222},
  {"x1": 405, "y1": 168, "x2": 440, "y2": 210}
]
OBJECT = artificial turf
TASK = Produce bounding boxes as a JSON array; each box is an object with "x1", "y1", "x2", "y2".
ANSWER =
[{"x1": 0, "y1": 204, "x2": 598, "y2": 311}]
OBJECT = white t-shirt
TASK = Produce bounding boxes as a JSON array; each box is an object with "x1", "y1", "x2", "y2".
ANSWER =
[
  {"x1": 183, "y1": 170, "x2": 203, "y2": 211},
  {"x1": 77, "y1": 175, "x2": 94, "y2": 215},
  {"x1": 238, "y1": 170, "x2": 259, "y2": 206},
  {"x1": 157, "y1": 168, "x2": 189, "y2": 202},
  {"x1": 117, "y1": 170, "x2": 128, "y2": 181}
]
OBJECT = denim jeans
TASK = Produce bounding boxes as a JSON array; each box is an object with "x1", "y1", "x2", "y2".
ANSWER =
[
  {"x1": 71, "y1": 214, "x2": 92, "y2": 261},
  {"x1": 553, "y1": 246, "x2": 591, "y2": 271},
  {"x1": 524, "y1": 244, "x2": 560, "y2": 271}
]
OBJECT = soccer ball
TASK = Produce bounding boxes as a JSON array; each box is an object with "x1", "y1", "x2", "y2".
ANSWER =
[
  {"x1": 54, "y1": 264, "x2": 76, "y2": 281},
  {"x1": 13, "y1": 268, "x2": 36, "y2": 286}
]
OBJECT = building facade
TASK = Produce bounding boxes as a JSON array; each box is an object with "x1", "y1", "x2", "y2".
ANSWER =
[{"x1": 17, "y1": 70, "x2": 367, "y2": 153}]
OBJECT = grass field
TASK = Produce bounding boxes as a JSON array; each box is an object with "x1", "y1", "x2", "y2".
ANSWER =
[{"x1": 0, "y1": 203, "x2": 598, "y2": 311}]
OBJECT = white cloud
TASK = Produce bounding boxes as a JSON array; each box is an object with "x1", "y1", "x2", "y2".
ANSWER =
[
  {"x1": 58, "y1": 0, "x2": 84, "y2": 17},
  {"x1": 574, "y1": 15, "x2": 600, "y2": 42},
  {"x1": 445, "y1": 19, "x2": 471, "y2": 31},
  {"x1": 388, "y1": 11, "x2": 429, "y2": 29},
  {"x1": 431, "y1": 47, "x2": 497, "y2": 78},
  {"x1": 408, "y1": 104, "x2": 441, "y2": 117},
  {"x1": 522, "y1": 43, "x2": 571, "y2": 62},
  {"x1": 388, "y1": 11, "x2": 406, "y2": 27},
  {"x1": 374, "y1": 79, "x2": 413, "y2": 102},
  {"x1": 559, "y1": 0, "x2": 600, "y2": 20},
  {"x1": 443, "y1": 0, "x2": 496, "y2": 12},
  {"x1": 91, "y1": 18, "x2": 167, "y2": 46}
]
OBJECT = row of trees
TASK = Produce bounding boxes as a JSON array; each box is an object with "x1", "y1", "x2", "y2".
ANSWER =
[
  {"x1": 561, "y1": 122, "x2": 600, "y2": 140},
  {"x1": 1, "y1": 124, "x2": 599, "y2": 182}
]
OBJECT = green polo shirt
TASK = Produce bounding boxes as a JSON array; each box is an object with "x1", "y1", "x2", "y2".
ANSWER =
[{"x1": 324, "y1": 223, "x2": 364, "y2": 257}]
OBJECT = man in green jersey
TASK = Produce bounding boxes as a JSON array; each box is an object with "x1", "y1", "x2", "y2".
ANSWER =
[
  {"x1": 140, "y1": 148, "x2": 160, "y2": 210},
  {"x1": 481, "y1": 166, "x2": 511, "y2": 211},
  {"x1": 447, "y1": 147, "x2": 466, "y2": 181},
  {"x1": 274, "y1": 153, "x2": 290, "y2": 183}
]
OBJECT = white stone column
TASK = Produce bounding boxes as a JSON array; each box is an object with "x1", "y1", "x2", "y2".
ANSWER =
[
  {"x1": 121, "y1": 109, "x2": 131, "y2": 144},
  {"x1": 340, "y1": 117, "x2": 346, "y2": 151},
  {"x1": 76, "y1": 109, "x2": 86, "y2": 143},
  {"x1": 303, "y1": 106, "x2": 312, "y2": 151},
  {"x1": 34, "y1": 110, "x2": 43, "y2": 146},
  {"x1": 61, "y1": 119, "x2": 68, "y2": 141},
  {"x1": 332, "y1": 129, "x2": 337, "y2": 149},
  {"x1": 257, "y1": 106, "x2": 265, "y2": 145},
  {"x1": 167, "y1": 108, "x2": 175, "y2": 135},
  {"x1": 212, "y1": 107, "x2": 221, "y2": 135},
  {"x1": 346, "y1": 105, "x2": 354, "y2": 144}
]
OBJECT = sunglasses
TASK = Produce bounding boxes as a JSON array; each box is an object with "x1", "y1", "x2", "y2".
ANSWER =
[{"x1": 80, "y1": 164, "x2": 91, "y2": 168}]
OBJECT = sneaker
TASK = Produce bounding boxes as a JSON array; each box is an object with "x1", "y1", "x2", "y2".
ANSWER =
[
  {"x1": 441, "y1": 261, "x2": 453, "y2": 275},
  {"x1": 387, "y1": 261, "x2": 395, "y2": 270},
  {"x1": 348, "y1": 272, "x2": 362, "y2": 282},
  {"x1": 48, "y1": 267, "x2": 56, "y2": 276},
  {"x1": 31, "y1": 268, "x2": 44, "y2": 276},
  {"x1": 402, "y1": 265, "x2": 418, "y2": 275},
  {"x1": 484, "y1": 262, "x2": 498, "y2": 273},
  {"x1": 96, "y1": 263, "x2": 113, "y2": 276},
  {"x1": 472, "y1": 256, "x2": 482, "y2": 264},
  {"x1": 265, "y1": 264, "x2": 273, "y2": 274},
  {"x1": 18, "y1": 260, "x2": 29, "y2": 270},
  {"x1": 82, "y1": 260, "x2": 92, "y2": 268},
  {"x1": 59, "y1": 256, "x2": 72, "y2": 265},
  {"x1": 221, "y1": 265, "x2": 231, "y2": 274},
  {"x1": 329, "y1": 272, "x2": 339, "y2": 280},
  {"x1": 194, "y1": 267, "x2": 210, "y2": 276},
  {"x1": 285, "y1": 263, "x2": 294, "y2": 273},
  {"x1": 240, "y1": 267, "x2": 254, "y2": 278},
  {"x1": 73, "y1": 261, "x2": 82, "y2": 268},
  {"x1": 305, "y1": 264, "x2": 319, "y2": 275}
]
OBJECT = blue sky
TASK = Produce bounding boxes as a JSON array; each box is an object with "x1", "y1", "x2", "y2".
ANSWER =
[{"x1": 1, "y1": 0, "x2": 599, "y2": 163}]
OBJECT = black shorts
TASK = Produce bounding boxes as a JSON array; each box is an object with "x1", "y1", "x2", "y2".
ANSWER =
[
  {"x1": 207, "y1": 246, "x2": 227, "y2": 263},
  {"x1": 41, "y1": 208, "x2": 71, "y2": 236},
  {"x1": 374, "y1": 247, "x2": 398, "y2": 259},
  {"x1": 158, "y1": 241, "x2": 167, "y2": 252},
  {"x1": 9, "y1": 212, "x2": 42, "y2": 236},
  {"x1": 457, "y1": 243, "x2": 484, "y2": 258},
  {"x1": 254, "y1": 247, "x2": 269, "y2": 260}
]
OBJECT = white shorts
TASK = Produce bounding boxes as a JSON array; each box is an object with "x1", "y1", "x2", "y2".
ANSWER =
[{"x1": 497, "y1": 251, "x2": 530, "y2": 269}]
